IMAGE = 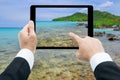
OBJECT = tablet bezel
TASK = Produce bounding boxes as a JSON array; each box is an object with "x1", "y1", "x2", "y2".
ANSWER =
[{"x1": 30, "y1": 5, "x2": 93, "y2": 49}]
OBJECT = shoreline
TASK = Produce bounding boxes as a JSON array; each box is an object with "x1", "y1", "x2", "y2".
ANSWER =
[{"x1": 95, "y1": 27, "x2": 120, "y2": 31}]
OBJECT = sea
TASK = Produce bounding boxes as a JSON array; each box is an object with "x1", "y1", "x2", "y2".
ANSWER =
[
  {"x1": 36, "y1": 21, "x2": 88, "y2": 36},
  {"x1": 94, "y1": 28, "x2": 120, "y2": 35},
  {"x1": 0, "y1": 28, "x2": 21, "y2": 52},
  {"x1": 36, "y1": 21, "x2": 88, "y2": 47},
  {"x1": 0, "y1": 21, "x2": 120, "y2": 76},
  {"x1": 0, "y1": 21, "x2": 120, "y2": 52}
]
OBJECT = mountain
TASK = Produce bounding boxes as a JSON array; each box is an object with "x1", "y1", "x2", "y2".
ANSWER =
[
  {"x1": 94, "y1": 10, "x2": 120, "y2": 28},
  {"x1": 52, "y1": 12, "x2": 87, "y2": 21},
  {"x1": 52, "y1": 10, "x2": 120, "y2": 28}
]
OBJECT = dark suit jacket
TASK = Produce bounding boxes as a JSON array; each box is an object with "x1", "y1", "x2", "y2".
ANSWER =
[
  {"x1": 94, "y1": 61, "x2": 120, "y2": 80},
  {"x1": 0, "y1": 57, "x2": 30, "y2": 80}
]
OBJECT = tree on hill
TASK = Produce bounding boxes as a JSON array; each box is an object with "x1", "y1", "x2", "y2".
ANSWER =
[
  {"x1": 52, "y1": 12, "x2": 87, "y2": 21},
  {"x1": 93, "y1": 10, "x2": 120, "y2": 28},
  {"x1": 52, "y1": 10, "x2": 120, "y2": 28}
]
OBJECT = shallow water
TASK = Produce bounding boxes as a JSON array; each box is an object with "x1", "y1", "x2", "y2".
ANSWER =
[
  {"x1": 36, "y1": 21, "x2": 88, "y2": 47},
  {"x1": 0, "y1": 25, "x2": 120, "y2": 80},
  {"x1": 94, "y1": 29, "x2": 120, "y2": 35},
  {"x1": 0, "y1": 28, "x2": 21, "y2": 52}
]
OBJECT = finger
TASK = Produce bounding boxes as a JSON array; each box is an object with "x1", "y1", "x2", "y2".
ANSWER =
[
  {"x1": 22, "y1": 23, "x2": 29, "y2": 31},
  {"x1": 28, "y1": 21, "x2": 35, "y2": 34},
  {"x1": 76, "y1": 50, "x2": 81, "y2": 59},
  {"x1": 20, "y1": 24, "x2": 29, "y2": 36},
  {"x1": 69, "y1": 32, "x2": 83, "y2": 44}
]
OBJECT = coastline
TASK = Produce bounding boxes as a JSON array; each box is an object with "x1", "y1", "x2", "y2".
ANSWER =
[{"x1": 94, "y1": 28, "x2": 120, "y2": 41}]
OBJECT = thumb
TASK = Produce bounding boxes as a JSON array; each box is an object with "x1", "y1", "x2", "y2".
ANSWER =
[
  {"x1": 69, "y1": 32, "x2": 83, "y2": 44},
  {"x1": 28, "y1": 21, "x2": 35, "y2": 34}
]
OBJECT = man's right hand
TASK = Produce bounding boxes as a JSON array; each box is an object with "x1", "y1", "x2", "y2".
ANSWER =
[
  {"x1": 18, "y1": 21, "x2": 37, "y2": 53},
  {"x1": 69, "y1": 32, "x2": 105, "y2": 61}
]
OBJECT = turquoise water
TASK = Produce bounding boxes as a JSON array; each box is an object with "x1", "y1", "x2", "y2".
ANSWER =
[
  {"x1": 0, "y1": 21, "x2": 119, "y2": 50},
  {"x1": 36, "y1": 21, "x2": 87, "y2": 31},
  {"x1": 0, "y1": 21, "x2": 88, "y2": 49},
  {"x1": 36, "y1": 21, "x2": 88, "y2": 47},
  {"x1": 36, "y1": 21, "x2": 88, "y2": 34},
  {"x1": 0, "y1": 28, "x2": 21, "y2": 51},
  {"x1": 36, "y1": 21, "x2": 87, "y2": 27}
]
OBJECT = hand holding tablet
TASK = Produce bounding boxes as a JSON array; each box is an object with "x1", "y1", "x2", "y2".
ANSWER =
[{"x1": 30, "y1": 5, "x2": 93, "y2": 49}]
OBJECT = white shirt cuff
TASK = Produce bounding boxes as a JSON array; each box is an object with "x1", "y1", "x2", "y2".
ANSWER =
[
  {"x1": 90, "y1": 52, "x2": 113, "y2": 71},
  {"x1": 16, "y1": 49, "x2": 34, "y2": 70}
]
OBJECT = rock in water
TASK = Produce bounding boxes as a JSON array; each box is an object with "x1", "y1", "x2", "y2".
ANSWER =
[
  {"x1": 94, "y1": 32, "x2": 105, "y2": 36},
  {"x1": 108, "y1": 34, "x2": 120, "y2": 41}
]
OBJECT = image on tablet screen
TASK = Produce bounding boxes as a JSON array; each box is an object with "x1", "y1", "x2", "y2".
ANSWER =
[{"x1": 36, "y1": 8, "x2": 88, "y2": 47}]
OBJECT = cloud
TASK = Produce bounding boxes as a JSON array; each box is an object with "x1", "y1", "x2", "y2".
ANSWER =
[{"x1": 97, "y1": 1, "x2": 114, "y2": 10}]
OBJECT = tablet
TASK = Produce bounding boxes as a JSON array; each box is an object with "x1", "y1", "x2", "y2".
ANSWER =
[{"x1": 30, "y1": 5, "x2": 93, "y2": 49}]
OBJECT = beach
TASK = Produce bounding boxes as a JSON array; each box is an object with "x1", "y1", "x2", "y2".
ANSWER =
[{"x1": 0, "y1": 27, "x2": 120, "y2": 80}]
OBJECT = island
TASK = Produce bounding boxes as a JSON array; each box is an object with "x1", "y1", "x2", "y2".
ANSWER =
[
  {"x1": 53, "y1": 12, "x2": 87, "y2": 21},
  {"x1": 52, "y1": 10, "x2": 120, "y2": 41},
  {"x1": 53, "y1": 10, "x2": 120, "y2": 30}
]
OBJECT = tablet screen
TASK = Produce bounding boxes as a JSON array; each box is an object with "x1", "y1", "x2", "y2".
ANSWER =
[{"x1": 31, "y1": 5, "x2": 93, "y2": 49}]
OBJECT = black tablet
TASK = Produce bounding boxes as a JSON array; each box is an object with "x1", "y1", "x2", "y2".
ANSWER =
[{"x1": 30, "y1": 5, "x2": 93, "y2": 49}]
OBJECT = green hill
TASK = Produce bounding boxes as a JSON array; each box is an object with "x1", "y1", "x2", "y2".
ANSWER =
[
  {"x1": 52, "y1": 10, "x2": 120, "y2": 28},
  {"x1": 53, "y1": 12, "x2": 87, "y2": 21},
  {"x1": 94, "y1": 10, "x2": 120, "y2": 28}
]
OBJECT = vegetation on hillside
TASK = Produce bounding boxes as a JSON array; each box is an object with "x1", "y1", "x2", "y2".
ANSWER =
[
  {"x1": 53, "y1": 12, "x2": 87, "y2": 21},
  {"x1": 94, "y1": 10, "x2": 120, "y2": 28},
  {"x1": 52, "y1": 10, "x2": 120, "y2": 28}
]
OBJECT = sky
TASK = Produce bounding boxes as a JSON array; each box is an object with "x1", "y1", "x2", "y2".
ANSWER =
[
  {"x1": 0, "y1": 0, "x2": 120, "y2": 28},
  {"x1": 36, "y1": 8, "x2": 88, "y2": 21}
]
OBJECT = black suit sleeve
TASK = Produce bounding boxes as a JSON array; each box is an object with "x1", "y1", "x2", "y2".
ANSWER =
[
  {"x1": 0, "y1": 57, "x2": 30, "y2": 80},
  {"x1": 94, "y1": 61, "x2": 120, "y2": 80}
]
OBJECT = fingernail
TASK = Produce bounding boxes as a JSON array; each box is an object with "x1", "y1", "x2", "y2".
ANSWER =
[
  {"x1": 30, "y1": 20, "x2": 33, "y2": 23},
  {"x1": 69, "y1": 32, "x2": 74, "y2": 36},
  {"x1": 29, "y1": 21, "x2": 33, "y2": 24}
]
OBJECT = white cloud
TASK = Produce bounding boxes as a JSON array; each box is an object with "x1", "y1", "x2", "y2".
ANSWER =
[{"x1": 97, "y1": 1, "x2": 114, "y2": 10}]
